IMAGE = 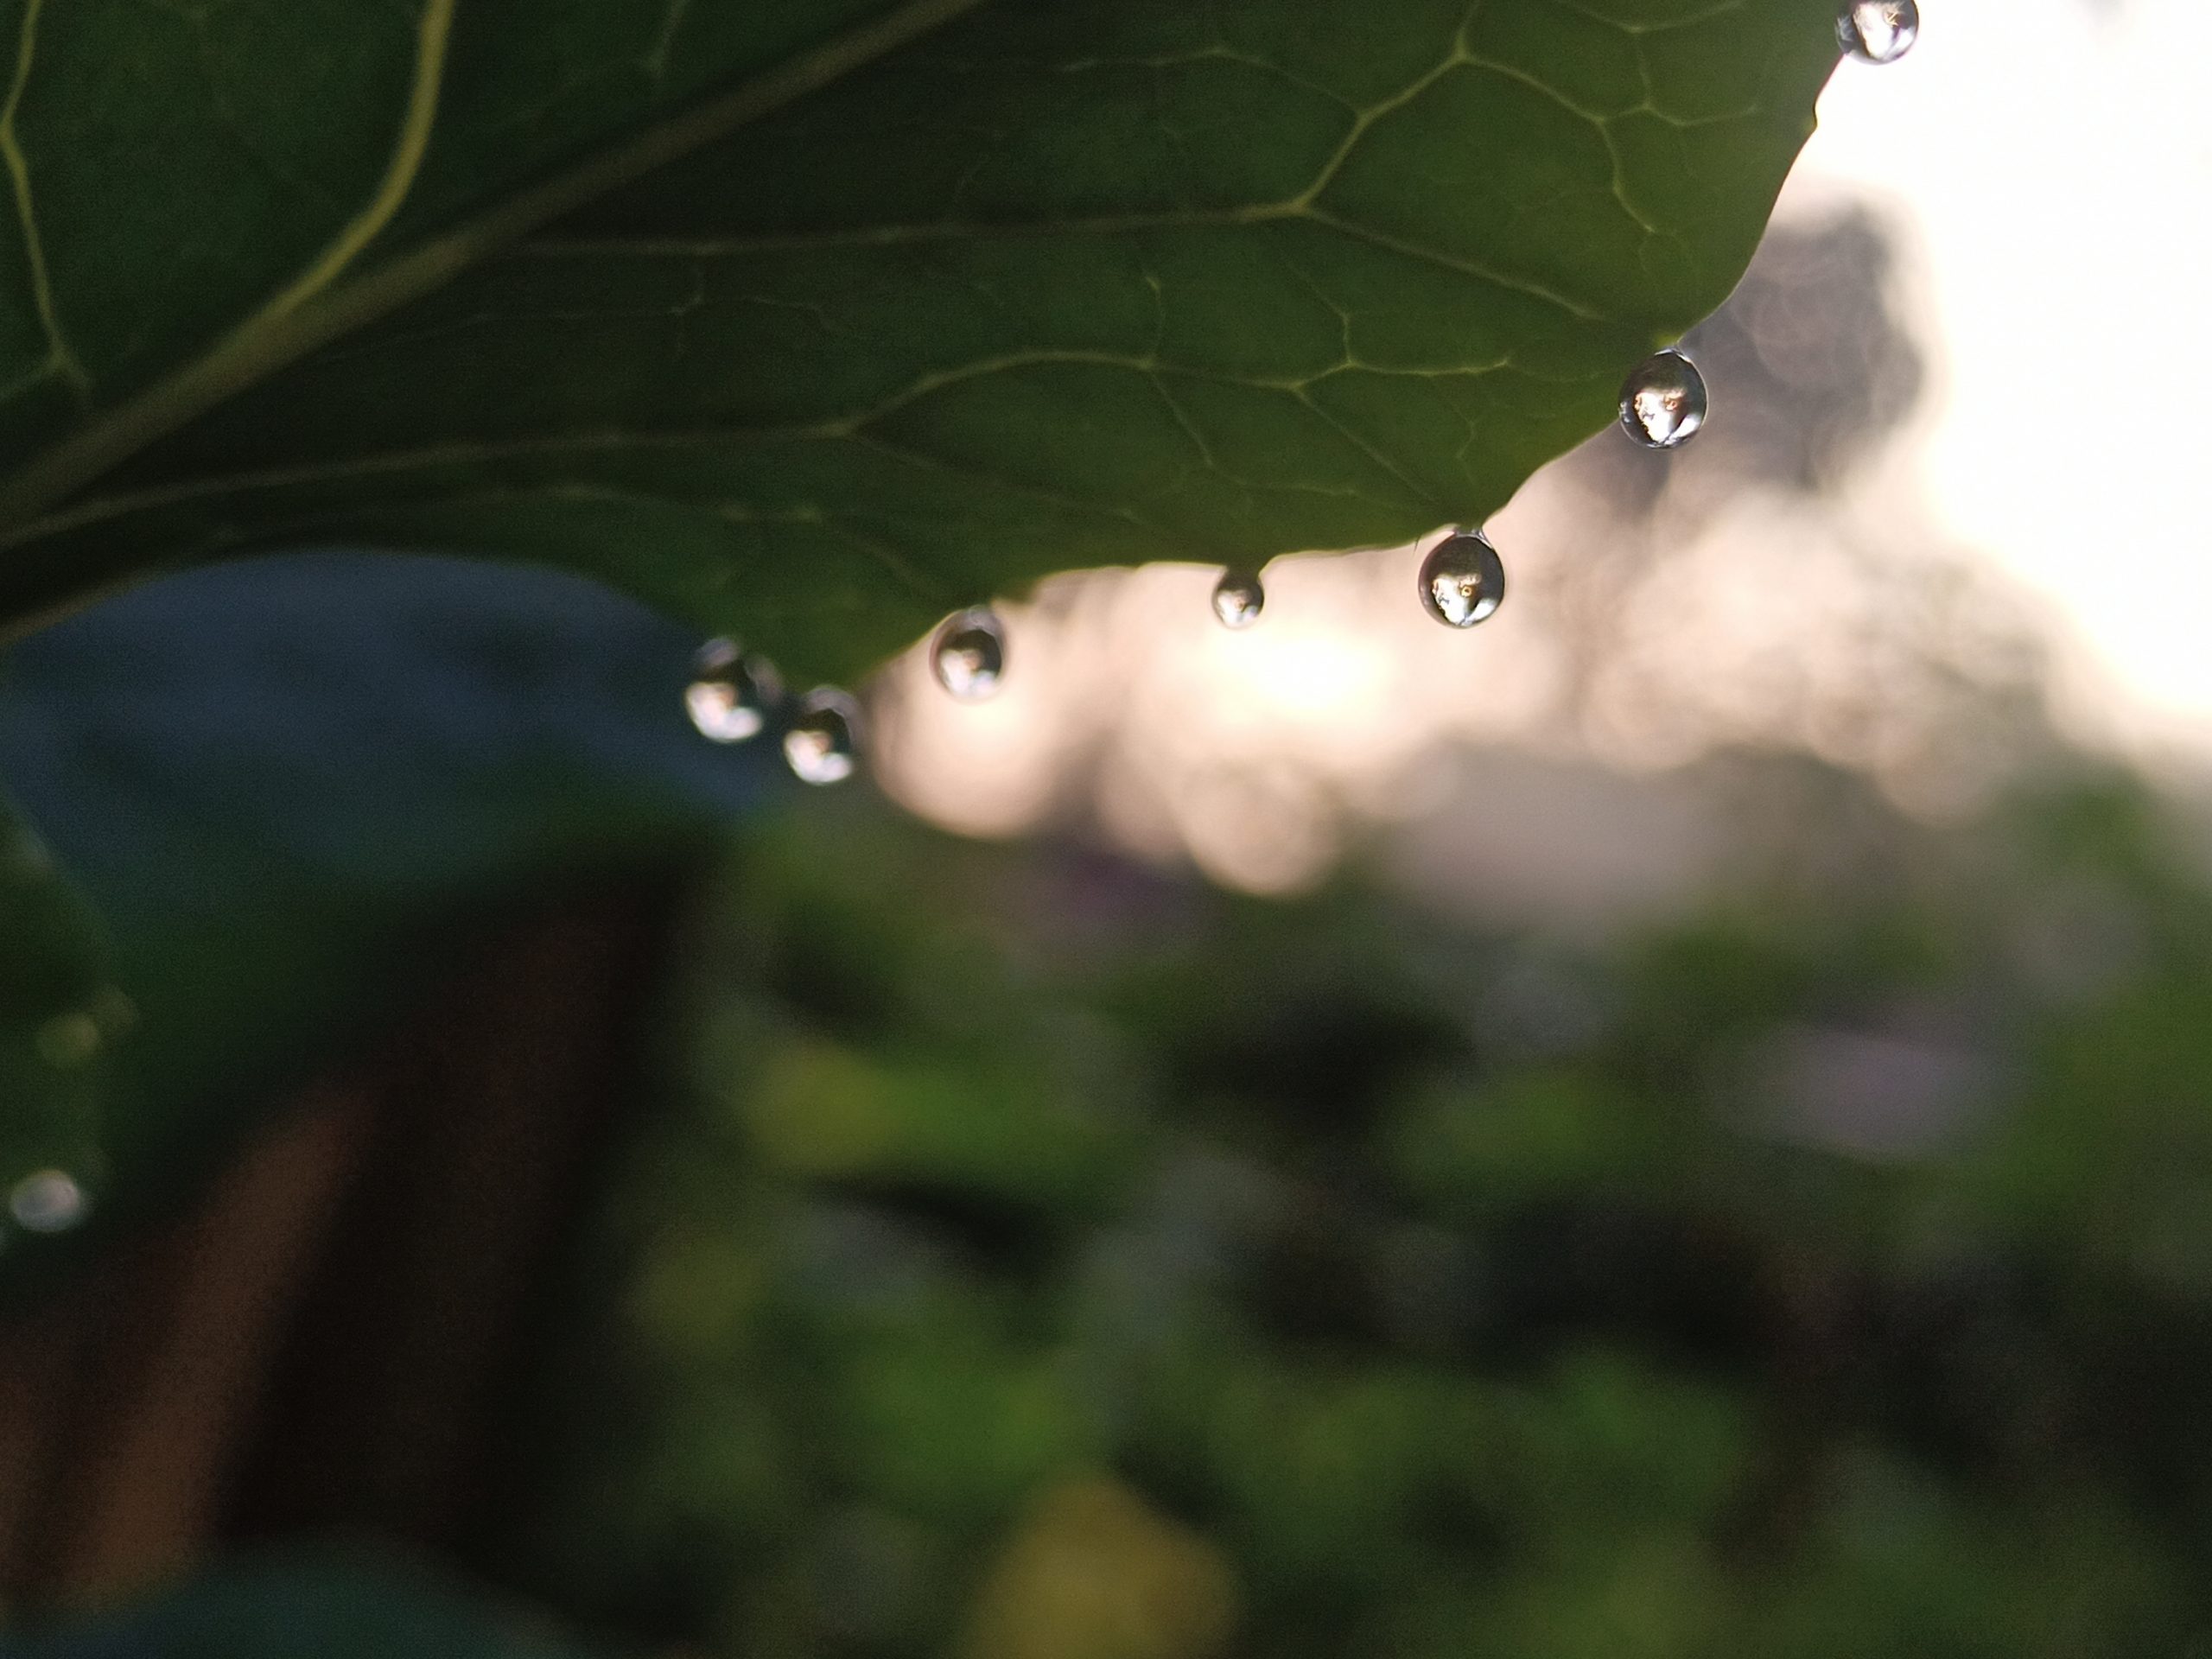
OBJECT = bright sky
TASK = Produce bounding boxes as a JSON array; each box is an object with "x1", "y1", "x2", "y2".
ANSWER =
[{"x1": 1799, "y1": 0, "x2": 2212, "y2": 752}]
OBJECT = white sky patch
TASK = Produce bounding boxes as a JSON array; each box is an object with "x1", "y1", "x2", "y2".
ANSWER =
[{"x1": 1796, "y1": 0, "x2": 2212, "y2": 752}]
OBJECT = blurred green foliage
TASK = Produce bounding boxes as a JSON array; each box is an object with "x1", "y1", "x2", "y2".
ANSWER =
[
  {"x1": 0, "y1": 552, "x2": 783, "y2": 1302},
  {"x1": 0, "y1": 791, "x2": 115, "y2": 1205},
  {"x1": 482, "y1": 771, "x2": 2212, "y2": 1656}
]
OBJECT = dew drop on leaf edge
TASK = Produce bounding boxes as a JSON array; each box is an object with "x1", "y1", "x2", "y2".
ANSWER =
[
  {"x1": 1619, "y1": 348, "x2": 1708, "y2": 451},
  {"x1": 1838, "y1": 0, "x2": 1917, "y2": 63},
  {"x1": 785, "y1": 689, "x2": 861, "y2": 785},
  {"x1": 931, "y1": 607, "x2": 1007, "y2": 701},
  {"x1": 1419, "y1": 531, "x2": 1507, "y2": 629},
  {"x1": 686, "y1": 637, "x2": 782, "y2": 743},
  {"x1": 1212, "y1": 569, "x2": 1265, "y2": 631},
  {"x1": 10, "y1": 1169, "x2": 88, "y2": 1234}
]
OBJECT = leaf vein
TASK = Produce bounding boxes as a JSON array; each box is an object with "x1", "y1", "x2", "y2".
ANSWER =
[
  {"x1": 0, "y1": 0, "x2": 993, "y2": 531},
  {"x1": 0, "y1": 0, "x2": 88, "y2": 408},
  {"x1": 259, "y1": 0, "x2": 459, "y2": 327}
]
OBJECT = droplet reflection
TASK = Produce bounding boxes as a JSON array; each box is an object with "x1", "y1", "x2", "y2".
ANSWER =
[
  {"x1": 1619, "y1": 349, "x2": 1709, "y2": 450},
  {"x1": 1211, "y1": 570, "x2": 1266, "y2": 631},
  {"x1": 930, "y1": 607, "x2": 1007, "y2": 701},
  {"x1": 785, "y1": 690, "x2": 861, "y2": 785},
  {"x1": 1838, "y1": 0, "x2": 1918, "y2": 64},
  {"x1": 686, "y1": 639, "x2": 781, "y2": 742},
  {"x1": 10, "y1": 1170, "x2": 88, "y2": 1234},
  {"x1": 1418, "y1": 531, "x2": 1507, "y2": 629}
]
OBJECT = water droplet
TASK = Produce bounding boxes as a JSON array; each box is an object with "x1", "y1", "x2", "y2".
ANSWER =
[
  {"x1": 1619, "y1": 348, "x2": 1708, "y2": 450},
  {"x1": 10, "y1": 1170, "x2": 87, "y2": 1234},
  {"x1": 784, "y1": 690, "x2": 861, "y2": 785},
  {"x1": 1418, "y1": 531, "x2": 1506, "y2": 628},
  {"x1": 1838, "y1": 0, "x2": 1917, "y2": 63},
  {"x1": 686, "y1": 639, "x2": 781, "y2": 742},
  {"x1": 1211, "y1": 569, "x2": 1265, "y2": 631},
  {"x1": 930, "y1": 607, "x2": 1007, "y2": 701},
  {"x1": 35, "y1": 1012, "x2": 99, "y2": 1069}
]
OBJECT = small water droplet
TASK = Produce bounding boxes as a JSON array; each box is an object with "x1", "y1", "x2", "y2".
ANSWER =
[
  {"x1": 10, "y1": 1170, "x2": 87, "y2": 1234},
  {"x1": 1211, "y1": 569, "x2": 1265, "y2": 630},
  {"x1": 1619, "y1": 348, "x2": 1708, "y2": 450},
  {"x1": 1838, "y1": 0, "x2": 1917, "y2": 63},
  {"x1": 686, "y1": 639, "x2": 782, "y2": 742},
  {"x1": 930, "y1": 607, "x2": 1007, "y2": 700},
  {"x1": 1418, "y1": 530, "x2": 1506, "y2": 628},
  {"x1": 785, "y1": 690, "x2": 861, "y2": 785},
  {"x1": 35, "y1": 1012, "x2": 99, "y2": 1069}
]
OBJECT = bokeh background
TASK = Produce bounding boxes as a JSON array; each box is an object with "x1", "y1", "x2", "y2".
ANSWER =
[{"x1": 7, "y1": 4, "x2": 2212, "y2": 1656}]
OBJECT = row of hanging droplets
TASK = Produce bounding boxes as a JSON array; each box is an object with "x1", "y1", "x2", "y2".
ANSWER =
[
  {"x1": 0, "y1": 3, "x2": 1920, "y2": 1255},
  {"x1": 684, "y1": 2, "x2": 1916, "y2": 786}
]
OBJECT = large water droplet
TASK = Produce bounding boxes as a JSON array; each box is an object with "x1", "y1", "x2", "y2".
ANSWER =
[
  {"x1": 1418, "y1": 531, "x2": 1506, "y2": 628},
  {"x1": 930, "y1": 607, "x2": 1007, "y2": 700},
  {"x1": 1619, "y1": 348, "x2": 1708, "y2": 450},
  {"x1": 10, "y1": 1170, "x2": 87, "y2": 1234},
  {"x1": 785, "y1": 690, "x2": 861, "y2": 785},
  {"x1": 1838, "y1": 0, "x2": 1917, "y2": 63},
  {"x1": 1212, "y1": 569, "x2": 1265, "y2": 631},
  {"x1": 686, "y1": 639, "x2": 781, "y2": 742}
]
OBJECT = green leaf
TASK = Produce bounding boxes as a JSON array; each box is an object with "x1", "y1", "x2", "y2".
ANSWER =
[
  {"x1": 0, "y1": 0, "x2": 1840, "y2": 683},
  {"x1": 0, "y1": 785, "x2": 110, "y2": 1202}
]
